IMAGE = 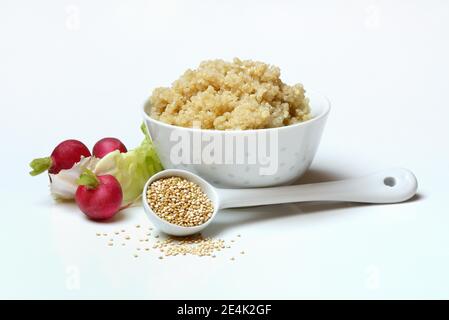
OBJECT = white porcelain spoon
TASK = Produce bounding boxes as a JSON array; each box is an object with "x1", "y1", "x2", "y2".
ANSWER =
[{"x1": 142, "y1": 168, "x2": 418, "y2": 236}]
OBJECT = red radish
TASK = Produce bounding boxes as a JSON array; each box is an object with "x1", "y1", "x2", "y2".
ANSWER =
[
  {"x1": 29, "y1": 140, "x2": 91, "y2": 176},
  {"x1": 92, "y1": 137, "x2": 127, "y2": 159},
  {"x1": 75, "y1": 169, "x2": 123, "y2": 221}
]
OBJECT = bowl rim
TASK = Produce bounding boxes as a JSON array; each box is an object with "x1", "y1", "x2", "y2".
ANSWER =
[{"x1": 141, "y1": 91, "x2": 331, "y2": 134}]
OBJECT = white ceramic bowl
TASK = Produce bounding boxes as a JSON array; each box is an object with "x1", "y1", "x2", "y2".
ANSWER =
[{"x1": 142, "y1": 92, "x2": 330, "y2": 188}]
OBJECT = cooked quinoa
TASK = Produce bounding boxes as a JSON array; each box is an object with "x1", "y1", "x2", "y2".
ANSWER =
[{"x1": 148, "y1": 58, "x2": 311, "y2": 130}]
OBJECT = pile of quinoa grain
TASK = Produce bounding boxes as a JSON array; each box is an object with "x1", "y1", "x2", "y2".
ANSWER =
[
  {"x1": 148, "y1": 58, "x2": 311, "y2": 130},
  {"x1": 146, "y1": 176, "x2": 214, "y2": 227},
  {"x1": 153, "y1": 234, "x2": 225, "y2": 257}
]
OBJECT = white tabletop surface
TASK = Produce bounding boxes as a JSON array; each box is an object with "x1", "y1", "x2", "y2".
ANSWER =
[{"x1": 1, "y1": 0, "x2": 448, "y2": 299}]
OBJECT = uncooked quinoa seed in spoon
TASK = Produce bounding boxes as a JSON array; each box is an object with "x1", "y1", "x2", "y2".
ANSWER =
[{"x1": 146, "y1": 176, "x2": 214, "y2": 227}]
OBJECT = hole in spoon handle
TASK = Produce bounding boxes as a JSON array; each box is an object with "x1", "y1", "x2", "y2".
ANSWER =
[{"x1": 383, "y1": 176, "x2": 396, "y2": 187}]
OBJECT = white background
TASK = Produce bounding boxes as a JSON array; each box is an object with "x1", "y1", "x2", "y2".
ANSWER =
[{"x1": 1, "y1": 0, "x2": 448, "y2": 299}]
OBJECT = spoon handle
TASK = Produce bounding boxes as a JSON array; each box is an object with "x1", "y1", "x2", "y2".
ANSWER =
[{"x1": 217, "y1": 168, "x2": 417, "y2": 209}]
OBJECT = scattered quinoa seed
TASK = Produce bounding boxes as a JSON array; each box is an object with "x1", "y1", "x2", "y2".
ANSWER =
[{"x1": 96, "y1": 224, "x2": 236, "y2": 260}]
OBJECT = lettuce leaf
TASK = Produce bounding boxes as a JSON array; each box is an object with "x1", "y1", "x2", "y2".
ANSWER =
[
  {"x1": 94, "y1": 124, "x2": 163, "y2": 206},
  {"x1": 49, "y1": 156, "x2": 99, "y2": 200}
]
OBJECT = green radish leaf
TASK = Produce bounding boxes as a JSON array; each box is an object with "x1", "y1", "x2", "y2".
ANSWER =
[
  {"x1": 77, "y1": 169, "x2": 100, "y2": 189},
  {"x1": 29, "y1": 157, "x2": 52, "y2": 176}
]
